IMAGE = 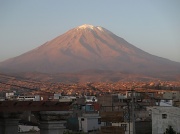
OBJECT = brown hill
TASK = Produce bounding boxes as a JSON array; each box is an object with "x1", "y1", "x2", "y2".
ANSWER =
[{"x1": 0, "y1": 24, "x2": 180, "y2": 80}]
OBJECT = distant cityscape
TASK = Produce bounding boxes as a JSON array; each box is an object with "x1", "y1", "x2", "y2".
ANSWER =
[
  {"x1": 0, "y1": 75, "x2": 180, "y2": 134},
  {"x1": 1, "y1": 75, "x2": 180, "y2": 96}
]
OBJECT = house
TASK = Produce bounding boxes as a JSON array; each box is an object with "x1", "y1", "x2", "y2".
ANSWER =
[
  {"x1": 172, "y1": 91, "x2": 180, "y2": 100},
  {"x1": 156, "y1": 99, "x2": 173, "y2": 106},
  {"x1": 59, "y1": 96, "x2": 77, "y2": 102},
  {"x1": 18, "y1": 125, "x2": 39, "y2": 132},
  {"x1": 150, "y1": 106, "x2": 180, "y2": 134},
  {"x1": 78, "y1": 113, "x2": 101, "y2": 132},
  {"x1": 4, "y1": 92, "x2": 17, "y2": 100},
  {"x1": 17, "y1": 95, "x2": 40, "y2": 101},
  {"x1": 54, "y1": 93, "x2": 62, "y2": 100},
  {"x1": 157, "y1": 91, "x2": 180, "y2": 100},
  {"x1": 85, "y1": 96, "x2": 97, "y2": 102}
]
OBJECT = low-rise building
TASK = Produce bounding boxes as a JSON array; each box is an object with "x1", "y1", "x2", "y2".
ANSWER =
[
  {"x1": 150, "y1": 106, "x2": 180, "y2": 134},
  {"x1": 54, "y1": 93, "x2": 61, "y2": 100},
  {"x1": 112, "y1": 122, "x2": 133, "y2": 134},
  {"x1": 17, "y1": 95, "x2": 40, "y2": 101},
  {"x1": 158, "y1": 91, "x2": 180, "y2": 100},
  {"x1": 5, "y1": 92, "x2": 17, "y2": 100},
  {"x1": 156, "y1": 99, "x2": 173, "y2": 107},
  {"x1": 85, "y1": 96, "x2": 97, "y2": 102},
  {"x1": 59, "y1": 96, "x2": 77, "y2": 102},
  {"x1": 78, "y1": 113, "x2": 101, "y2": 132}
]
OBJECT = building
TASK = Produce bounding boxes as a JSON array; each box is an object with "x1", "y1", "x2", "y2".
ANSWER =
[
  {"x1": 157, "y1": 91, "x2": 180, "y2": 100},
  {"x1": 59, "y1": 96, "x2": 77, "y2": 102},
  {"x1": 4, "y1": 92, "x2": 17, "y2": 100},
  {"x1": 18, "y1": 125, "x2": 39, "y2": 132},
  {"x1": 156, "y1": 99, "x2": 173, "y2": 106},
  {"x1": 172, "y1": 91, "x2": 180, "y2": 100},
  {"x1": 100, "y1": 111, "x2": 125, "y2": 134},
  {"x1": 78, "y1": 113, "x2": 101, "y2": 132},
  {"x1": 5, "y1": 92, "x2": 15, "y2": 99},
  {"x1": 112, "y1": 122, "x2": 133, "y2": 134},
  {"x1": 17, "y1": 95, "x2": 40, "y2": 101},
  {"x1": 150, "y1": 106, "x2": 180, "y2": 134},
  {"x1": 85, "y1": 95, "x2": 97, "y2": 102},
  {"x1": 54, "y1": 93, "x2": 62, "y2": 100}
]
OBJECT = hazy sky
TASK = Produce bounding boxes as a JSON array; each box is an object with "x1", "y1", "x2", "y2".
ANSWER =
[{"x1": 0, "y1": 0, "x2": 180, "y2": 62}]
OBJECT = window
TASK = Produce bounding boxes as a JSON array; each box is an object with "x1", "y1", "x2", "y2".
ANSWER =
[
  {"x1": 98, "y1": 118, "x2": 101, "y2": 124},
  {"x1": 121, "y1": 124, "x2": 127, "y2": 131},
  {"x1": 162, "y1": 114, "x2": 167, "y2": 119}
]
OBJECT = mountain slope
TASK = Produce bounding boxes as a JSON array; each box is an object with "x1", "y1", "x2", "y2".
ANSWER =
[{"x1": 0, "y1": 24, "x2": 180, "y2": 75}]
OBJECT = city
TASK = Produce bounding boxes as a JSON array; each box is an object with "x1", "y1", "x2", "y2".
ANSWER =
[{"x1": 0, "y1": 75, "x2": 180, "y2": 134}]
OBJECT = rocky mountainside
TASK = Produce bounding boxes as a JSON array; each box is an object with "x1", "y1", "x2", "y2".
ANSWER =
[{"x1": 0, "y1": 24, "x2": 180, "y2": 78}]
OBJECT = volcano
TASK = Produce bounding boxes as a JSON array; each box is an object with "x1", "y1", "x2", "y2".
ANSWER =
[{"x1": 0, "y1": 24, "x2": 180, "y2": 77}]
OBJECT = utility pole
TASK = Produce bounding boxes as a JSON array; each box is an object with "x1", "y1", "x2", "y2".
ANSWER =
[
  {"x1": 127, "y1": 100, "x2": 130, "y2": 134},
  {"x1": 131, "y1": 89, "x2": 136, "y2": 134}
]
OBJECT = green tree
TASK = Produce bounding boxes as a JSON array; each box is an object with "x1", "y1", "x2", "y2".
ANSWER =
[{"x1": 164, "y1": 125, "x2": 176, "y2": 134}]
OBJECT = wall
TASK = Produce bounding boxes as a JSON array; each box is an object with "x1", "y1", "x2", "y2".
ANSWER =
[
  {"x1": 152, "y1": 106, "x2": 180, "y2": 134},
  {"x1": 135, "y1": 121, "x2": 152, "y2": 134},
  {"x1": 112, "y1": 122, "x2": 133, "y2": 134}
]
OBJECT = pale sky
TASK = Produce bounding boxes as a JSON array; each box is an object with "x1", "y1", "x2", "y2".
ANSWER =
[{"x1": 0, "y1": 0, "x2": 180, "y2": 62}]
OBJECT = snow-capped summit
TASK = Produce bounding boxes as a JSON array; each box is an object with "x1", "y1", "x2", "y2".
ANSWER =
[
  {"x1": 77, "y1": 24, "x2": 95, "y2": 30},
  {"x1": 76, "y1": 24, "x2": 106, "y2": 32}
]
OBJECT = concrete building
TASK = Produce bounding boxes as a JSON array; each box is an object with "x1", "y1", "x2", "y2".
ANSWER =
[
  {"x1": 172, "y1": 91, "x2": 180, "y2": 100},
  {"x1": 156, "y1": 99, "x2": 173, "y2": 106},
  {"x1": 112, "y1": 122, "x2": 133, "y2": 134},
  {"x1": 158, "y1": 91, "x2": 173, "y2": 99},
  {"x1": 78, "y1": 113, "x2": 101, "y2": 132},
  {"x1": 113, "y1": 121, "x2": 152, "y2": 134},
  {"x1": 5, "y1": 92, "x2": 15, "y2": 99},
  {"x1": 4, "y1": 92, "x2": 17, "y2": 100},
  {"x1": 53, "y1": 93, "x2": 61, "y2": 100},
  {"x1": 85, "y1": 96, "x2": 97, "y2": 102},
  {"x1": 59, "y1": 96, "x2": 77, "y2": 102},
  {"x1": 125, "y1": 91, "x2": 141, "y2": 99},
  {"x1": 18, "y1": 125, "x2": 39, "y2": 132},
  {"x1": 17, "y1": 95, "x2": 40, "y2": 101},
  {"x1": 158, "y1": 91, "x2": 180, "y2": 100},
  {"x1": 151, "y1": 106, "x2": 180, "y2": 134}
]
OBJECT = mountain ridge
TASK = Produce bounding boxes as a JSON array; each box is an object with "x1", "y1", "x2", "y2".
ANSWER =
[{"x1": 0, "y1": 24, "x2": 180, "y2": 79}]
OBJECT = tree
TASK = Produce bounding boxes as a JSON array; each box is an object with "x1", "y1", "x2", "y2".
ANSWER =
[{"x1": 164, "y1": 125, "x2": 176, "y2": 134}]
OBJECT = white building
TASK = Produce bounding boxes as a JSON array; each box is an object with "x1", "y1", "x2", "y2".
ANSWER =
[
  {"x1": 78, "y1": 113, "x2": 101, "y2": 132},
  {"x1": 59, "y1": 96, "x2": 77, "y2": 102},
  {"x1": 5, "y1": 92, "x2": 16, "y2": 100},
  {"x1": 18, "y1": 125, "x2": 39, "y2": 132},
  {"x1": 125, "y1": 91, "x2": 141, "y2": 98},
  {"x1": 17, "y1": 95, "x2": 40, "y2": 101},
  {"x1": 54, "y1": 93, "x2": 61, "y2": 100},
  {"x1": 150, "y1": 106, "x2": 180, "y2": 134},
  {"x1": 85, "y1": 96, "x2": 97, "y2": 102},
  {"x1": 5, "y1": 92, "x2": 14, "y2": 98},
  {"x1": 156, "y1": 100, "x2": 173, "y2": 106}
]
